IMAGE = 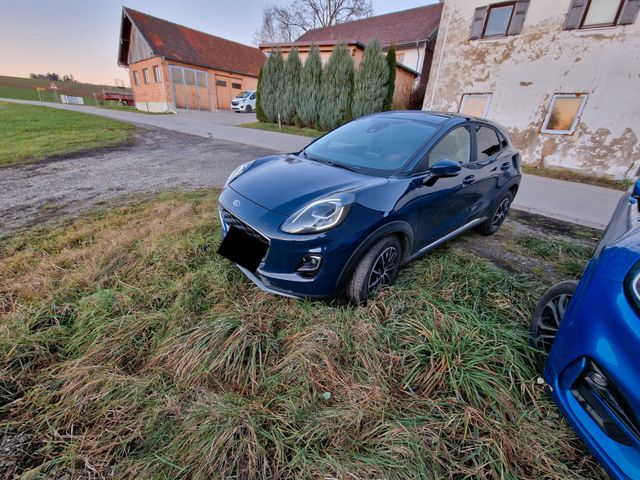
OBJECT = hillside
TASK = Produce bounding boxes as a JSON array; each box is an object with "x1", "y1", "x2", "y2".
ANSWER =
[{"x1": 0, "y1": 75, "x2": 131, "y2": 103}]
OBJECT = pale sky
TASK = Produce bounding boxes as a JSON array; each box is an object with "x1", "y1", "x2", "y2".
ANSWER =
[{"x1": 0, "y1": 0, "x2": 438, "y2": 86}]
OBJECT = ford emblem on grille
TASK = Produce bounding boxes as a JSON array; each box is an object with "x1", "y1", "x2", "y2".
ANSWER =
[{"x1": 233, "y1": 199, "x2": 241, "y2": 207}]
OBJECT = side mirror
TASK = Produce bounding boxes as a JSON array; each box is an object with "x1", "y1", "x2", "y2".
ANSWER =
[{"x1": 430, "y1": 158, "x2": 462, "y2": 177}]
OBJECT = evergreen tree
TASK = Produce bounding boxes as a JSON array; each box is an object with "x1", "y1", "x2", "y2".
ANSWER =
[
  {"x1": 384, "y1": 45, "x2": 397, "y2": 111},
  {"x1": 352, "y1": 39, "x2": 389, "y2": 119},
  {"x1": 281, "y1": 48, "x2": 302, "y2": 125},
  {"x1": 298, "y1": 45, "x2": 322, "y2": 128},
  {"x1": 259, "y1": 50, "x2": 285, "y2": 123},
  {"x1": 271, "y1": 50, "x2": 285, "y2": 124},
  {"x1": 256, "y1": 65, "x2": 267, "y2": 122},
  {"x1": 318, "y1": 44, "x2": 354, "y2": 131}
]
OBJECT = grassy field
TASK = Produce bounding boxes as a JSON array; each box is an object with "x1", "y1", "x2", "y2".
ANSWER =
[
  {"x1": 0, "y1": 190, "x2": 606, "y2": 479},
  {"x1": 241, "y1": 121, "x2": 324, "y2": 138},
  {"x1": 0, "y1": 75, "x2": 131, "y2": 105},
  {"x1": 0, "y1": 101, "x2": 134, "y2": 167}
]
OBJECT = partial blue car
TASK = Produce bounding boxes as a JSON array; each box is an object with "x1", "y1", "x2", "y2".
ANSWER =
[
  {"x1": 530, "y1": 181, "x2": 640, "y2": 479},
  {"x1": 218, "y1": 111, "x2": 521, "y2": 304}
]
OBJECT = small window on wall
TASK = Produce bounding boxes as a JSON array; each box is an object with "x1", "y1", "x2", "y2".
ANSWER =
[
  {"x1": 564, "y1": 0, "x2": 639, "y2": 29},
  {"x1": 460, "y1": 93, "x2": 492, "y2": 118},
  {"x1": 484, "y1": 2, "x2": 516, "y2": 37},
  {"x1": 470, "y1": 1, "x2": 530, "y2": 39},
  {"x1": 153, "y1": 65, "x2": 162, "y2": 83},
  {"x1": 231, "y1": 82, "x2": 242, "y2": 89},
  {"x1": 170, "y1": 67, "x2": 183, "y2": 84},
  {"x1": 132, "y1": 70, "x2": 140, "y2": 86},
  {"x1": 143, "y1": 68, "x2": 150, "y2": 84},
  {"x1": 216, "y1": 80, "x2": 227, "y2": 87},
  {"x1": 541, "y1": 94, "x2": 588, "y2": 134}
]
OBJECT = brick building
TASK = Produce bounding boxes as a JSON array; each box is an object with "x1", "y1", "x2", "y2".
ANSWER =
[{"x1": 118, "y1": 8, "x2": 266, "y2": 112}]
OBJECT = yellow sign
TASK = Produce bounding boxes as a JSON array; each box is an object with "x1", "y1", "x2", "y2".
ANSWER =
[{"x1": 36, "y1": 87, "x2": 46, "y2": 91}]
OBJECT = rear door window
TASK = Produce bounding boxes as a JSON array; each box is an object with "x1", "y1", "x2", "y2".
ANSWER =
[{"x1": 475, "y1": 126, "x2": 502, "y2": 161}]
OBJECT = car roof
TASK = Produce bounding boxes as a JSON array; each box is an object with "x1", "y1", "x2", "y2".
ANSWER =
[{"x1": 367, "y1": 110, "x2": 505, "y2": 130}]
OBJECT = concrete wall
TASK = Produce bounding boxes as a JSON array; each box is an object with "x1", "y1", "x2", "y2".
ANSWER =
[{"x1": 423, "y1": 0, "x2": 640, "y2": 179}]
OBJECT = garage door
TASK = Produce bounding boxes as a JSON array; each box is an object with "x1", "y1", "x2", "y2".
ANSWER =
[
  {"x1": 169, "y1": 65, "x2": 210, "y2": 110},
  {"x1": 215, "y1": 76, "x2": 242, "y2": 110}
]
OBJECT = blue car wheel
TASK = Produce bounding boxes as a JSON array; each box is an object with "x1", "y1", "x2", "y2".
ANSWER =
[{"x1": 530, "y1": 280, "x2": 578, "y2": 353}]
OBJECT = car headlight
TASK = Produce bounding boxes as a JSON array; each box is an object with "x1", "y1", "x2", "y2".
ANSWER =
[
  {"x1": 624, "y1": 260, "x2": 640, "y2": 313},
  {"x1": 225, "y1": 161, "x2": 254, "y2": 188},
  {"x1": 281, "y1": 193, "x2": 355, "y2": 234}
]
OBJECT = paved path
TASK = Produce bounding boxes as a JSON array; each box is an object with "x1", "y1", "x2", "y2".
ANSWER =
[
  {"x1": 1, "y1": 97, "x2": 625, "y2": 229},
  {"x1": 0, "y1": 98, "x2": 310, "y2": 152}
]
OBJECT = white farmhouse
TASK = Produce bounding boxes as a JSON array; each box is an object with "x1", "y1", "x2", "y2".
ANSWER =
[{"x1": 424, "y1": 0, "x2": 640, "y2": 179}]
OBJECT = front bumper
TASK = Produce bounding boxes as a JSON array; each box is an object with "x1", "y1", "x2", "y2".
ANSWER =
[
  {"x1": 218, "y1": 187, "x2": 368, "y2": 298},
  {"x1": 544, "y1": 275, "x2": 640, "y2": 480},
  {"x1": 231, "y1": 103, "x2": 245, "y2": 111}
]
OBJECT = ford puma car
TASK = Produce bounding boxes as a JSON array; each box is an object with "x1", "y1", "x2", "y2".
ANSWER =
[
  {"x1": 530, "y1": 180, "x2": 640, "y2": 480},
  {"x1": 217, "y1": 111, "x2": 521, "y2": 304}
]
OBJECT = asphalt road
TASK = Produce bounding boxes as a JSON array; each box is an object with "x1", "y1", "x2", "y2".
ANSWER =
[{"x1": 0, "y1": 128, "x2": 274, "y2": 237}]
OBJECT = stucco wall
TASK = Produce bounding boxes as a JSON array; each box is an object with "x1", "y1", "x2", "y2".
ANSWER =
[{"x1": 423, "y1": 0, "x2": 640, "y2": 179}]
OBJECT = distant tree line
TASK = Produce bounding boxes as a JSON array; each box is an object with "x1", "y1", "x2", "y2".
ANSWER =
[
  {"x1": 29, "y1": 73, "x2": 77, "y2": 83},
  {"x1": 257, "y1": 41, "x2": 396, "y2": 131}
]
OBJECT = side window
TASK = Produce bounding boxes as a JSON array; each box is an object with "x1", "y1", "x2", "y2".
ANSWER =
[
  {"x1": 475, "y1": 126, "x2": 502, "y2": 160},
  {"x1": 250, "y1": 93, "x2": 256, "y2": 100},
  {"x1": 427, "y1": 127, "x2": 472, "y2": 168}
]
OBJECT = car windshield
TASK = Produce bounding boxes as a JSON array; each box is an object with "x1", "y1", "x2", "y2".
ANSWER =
[
  {"x1": 303, "y1": 117, "x2": 437, "y2": 176},
  {"x1": 236, "y1": 91, "x2": 252, "y2": 98}
]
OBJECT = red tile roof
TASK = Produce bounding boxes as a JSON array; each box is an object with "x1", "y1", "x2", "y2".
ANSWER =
[
  {"x1": 123, "y1": 8, "x2": 266, "y2": 77},
  {"x1": 296, "y1": 3, "x2": 443, "y2": 47}
]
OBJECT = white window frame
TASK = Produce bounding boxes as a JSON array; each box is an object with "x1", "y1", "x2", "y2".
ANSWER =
[
  {"x1": 153, "y1": 65, "x2": 162, "y2": 83},
  {"x1": 143, "y1": 68, "x2": 151, "y2": 84},
  {"x1": 459, "y1": 93, "x2": 492, "y2": 118},
  {"x1": 132, "y1": 70, "x2": 140, "y2": 86},
  {"x1": 541, "y1": 93, "x2": 589, "y2": 135}
]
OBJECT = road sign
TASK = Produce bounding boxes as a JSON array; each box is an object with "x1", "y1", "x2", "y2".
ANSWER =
[{"x1": 49, "y1": 83, "x2": 58, "y2": 90}]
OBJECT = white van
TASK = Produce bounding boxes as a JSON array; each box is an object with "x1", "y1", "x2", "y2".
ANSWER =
[{"x1": 231, "y1": 90, "x2": 256, "y2": 113}]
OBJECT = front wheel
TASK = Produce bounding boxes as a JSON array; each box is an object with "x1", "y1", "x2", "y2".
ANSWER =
[
  {"x1": 530, "y1": 280, "x2": 578, "y2": 353},
  {"x1": 245, "y1": 105, "x2": 253, "y2": 113},
  {"x1": 477, "y1": 191, "x2": 512, "y2": 236},
  {"x1": 346, "y1": 236, "x2": 402, "y2": 305}
]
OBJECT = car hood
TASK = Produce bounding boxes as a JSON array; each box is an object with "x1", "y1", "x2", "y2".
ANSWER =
[{"x1": 229, "y1": 155, "x2": 387, "y2": 215}]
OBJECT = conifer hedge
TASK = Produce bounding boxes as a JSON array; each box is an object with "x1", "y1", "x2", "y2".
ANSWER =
[
  {"x1": 317, "y1": 44, "x2": 354, "y2": 131},
  {"x1": 352, "y1": 40, "x2": 389, "y2": 119},
  {"x1": 297, "y1": 45, "x2": 322, "y2": 128}
]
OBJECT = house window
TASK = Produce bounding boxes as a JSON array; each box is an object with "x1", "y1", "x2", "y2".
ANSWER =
[
  {"x1": 132, "y1": 70, "x2": 140, "y2": 86},
  {"x1": 582, "y1": 0, "x2": 623, "y2": 27},
  {"x1": 143, "y1": 68, "x2": 150, "y2": 84},
  {"x1": 153, "y1": 65, "x2": 162, "y2": 83},
  {"x1": 541, "y1": 94, "x2": 588, "y2": 134},
  {"x1": 460, "y1": 93, "x2": 492, "y2": 118},
  {"x1": 216, "y1": 80, "x2": 227, "y2": 87},
  {"x1": 483, "y1": 2, "x2": 516, "y2": 37},
  {"x1": 231, "y1": 82, "x2": 242, "y2": 89}
]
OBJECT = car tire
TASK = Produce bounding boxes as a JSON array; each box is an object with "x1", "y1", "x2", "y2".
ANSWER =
[
  {"x1": 477, "y1": 191, "x2": 512, "y2": 236},
  {"x1": 245, "y1": 105, "x2": 253, "y2": 113},
  {"x1": 530, "y1": 280, "x2": 579, "y2": 353},
  {"x1": 346, "y1": 236, "x2": 402, "y2": 305}
]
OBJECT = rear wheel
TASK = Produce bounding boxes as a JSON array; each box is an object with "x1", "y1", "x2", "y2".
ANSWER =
[
  {"x1": 530, "y1": 280, "x2": 578, "y2": 353},
  {"x1": 477, "y1": 191, "x2": 512, "y2": 236},
  {"x1": 346, "y1": 236, "x2": 402, "y2": 305}
]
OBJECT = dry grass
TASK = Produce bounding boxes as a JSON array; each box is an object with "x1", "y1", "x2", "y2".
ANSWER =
[{"x1": 0, "y1": 190, "x2": 606, "y2": 479}]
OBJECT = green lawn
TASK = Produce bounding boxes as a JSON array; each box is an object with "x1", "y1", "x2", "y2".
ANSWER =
[
  {"x1": 0, "y1": 101, "x2": 134, "y2": 167},
  {"x1": 0, "y1": 190, "x2": 605, "y2": 479},
  {"x1": 241, "y1": 121, "x2": 324, "y2": 138}
]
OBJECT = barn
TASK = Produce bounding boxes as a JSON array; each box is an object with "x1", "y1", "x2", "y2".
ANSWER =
[{"x1": 117, "y1": 7, "x2": 266, "y2": 112}]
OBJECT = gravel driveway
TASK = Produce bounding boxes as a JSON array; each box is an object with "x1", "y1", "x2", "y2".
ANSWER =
[{"x1": 0, "y1": 128, "x2": 275, "y2": 237}]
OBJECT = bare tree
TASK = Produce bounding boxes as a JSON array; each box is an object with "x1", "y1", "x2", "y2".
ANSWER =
[{"x1": 254, "y1": 0, "x2": 373, "y2": 44}]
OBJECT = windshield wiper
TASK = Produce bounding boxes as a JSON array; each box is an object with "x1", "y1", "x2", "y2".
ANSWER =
[{"x1": 314, "y1": 158, "x2": 360, "y2": 173}]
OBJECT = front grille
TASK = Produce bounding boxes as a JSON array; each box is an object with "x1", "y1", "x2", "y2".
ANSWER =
[
  {"x1": 231, "y1": 101, "x2": 240, "y2": 105},
  {"x1": 220, "y1": 207, "x2": 269, "y2": 246}
]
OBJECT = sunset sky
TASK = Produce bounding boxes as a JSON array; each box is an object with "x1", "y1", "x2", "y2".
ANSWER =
[{"x1": 1, "y1": 0, "x2": 437, "y2": 86}]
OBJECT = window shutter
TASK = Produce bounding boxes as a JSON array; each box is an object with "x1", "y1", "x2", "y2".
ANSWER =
[
  {"x1": 618, "y1": 0, "x2": 640, "y2": 24},
  {"x1": 564, "y1": 0, "x2": 588, "y2": 30},
  {"x1": 469, "y1": 6, "x2": 488, "y2": 40},
  {"x1": 507, "y1": 0, "x2": 530, "y2": 35}
]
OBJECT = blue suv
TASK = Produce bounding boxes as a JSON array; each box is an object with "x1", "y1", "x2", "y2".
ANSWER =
[
  {"x1": 531, "y1": 181, "x2": 640, "y2": 479},
  {"x1": 218, "y1": 111, "x2": 521, "y2": 303}
]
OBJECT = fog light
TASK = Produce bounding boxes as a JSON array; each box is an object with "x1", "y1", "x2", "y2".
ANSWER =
[{"x1": 297, "y1": 254, "x2": 322, "y2": 276}]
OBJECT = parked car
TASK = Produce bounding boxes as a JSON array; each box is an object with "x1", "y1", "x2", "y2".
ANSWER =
[
  {"x1": 530, "y1": 181, "x2": 640, "y2": 480},
  {"x1": 231, "y1": 90, "x2": 256, "y2": 112},
  {"x1": 217, "y1": 111, "x2": 521, "y2": 304}
]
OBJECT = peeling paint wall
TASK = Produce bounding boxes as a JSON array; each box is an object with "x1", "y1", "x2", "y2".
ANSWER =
[{"x1": 423, "y1": 0, "x2": 640, "y2": 179}]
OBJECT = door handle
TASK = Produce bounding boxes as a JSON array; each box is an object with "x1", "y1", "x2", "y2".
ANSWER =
[
  {"x1": 501, "y1": 161, "x2": 511, "y2": 171},
  {"x1": 462, "y1": 175, "x2": 476, "y2": 185}
]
